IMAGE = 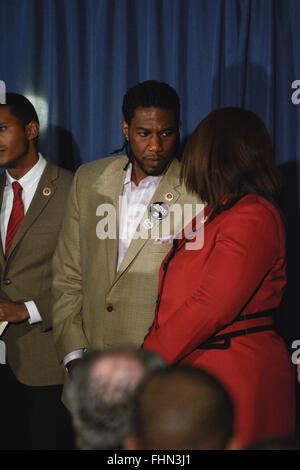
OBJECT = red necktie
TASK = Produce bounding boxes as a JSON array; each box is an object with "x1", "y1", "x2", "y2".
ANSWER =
[{"x1": 5, "y1": 181, "x2": 24, "y2": 258}]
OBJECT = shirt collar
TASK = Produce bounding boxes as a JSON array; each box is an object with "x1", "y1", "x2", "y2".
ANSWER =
[
  {"x1": 124, "y1": 162, "x2": 163, "y2": 188},
  {"x1": 6, "y1": 153, "x2": 47, "y2": 190},
  {"x1": 123, "y1": 163, "x2": 132, "y2": 185}
]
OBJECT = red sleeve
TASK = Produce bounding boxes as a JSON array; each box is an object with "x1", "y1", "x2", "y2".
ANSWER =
[{"x1": 143, "y1": 202, "x2": 284, "y2": 363}]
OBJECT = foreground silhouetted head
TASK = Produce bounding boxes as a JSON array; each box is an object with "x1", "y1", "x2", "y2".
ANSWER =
[{"x1": 126, "y1": 365, "x2": 235, "y2": 450}]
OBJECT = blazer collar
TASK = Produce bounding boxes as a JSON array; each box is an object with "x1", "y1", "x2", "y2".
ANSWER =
[
  {"x1": 91, "y1": 156, "x2": 128, "y2": 283},
  {"x1": 0, "y1": 159, "x2": 60, "y2": 263},
  {"x1": 92, "y1": 155, "x2": 128, "y2": 193}
]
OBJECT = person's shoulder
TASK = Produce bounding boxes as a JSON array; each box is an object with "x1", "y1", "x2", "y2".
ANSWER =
[
  {"x1": 43, "y1": 158, "x2": 73, "y2": 184},
  {"x1": 234, "y1": 194, "x2": 281, "y2": 219},
  {"x1": 75, "y1": 154, "x2": 128, "y2": 178},
  {"x1": 78, "y1": 154, "x2": 127, "y2": 172},
  {"x1": 225, "y1": 194, "x2": 284, "y2": 236},
  {"x1": 56, "y1": 165, "x2": 74, "y2": 182}
]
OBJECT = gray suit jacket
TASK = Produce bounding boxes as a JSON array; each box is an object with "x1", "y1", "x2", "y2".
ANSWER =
[
  {"x1": 52, "y1": 155, "x2": 202, "y2": 366},
  {"x1": 1, "y1": 159, "x2": 73, "y2": 386}
]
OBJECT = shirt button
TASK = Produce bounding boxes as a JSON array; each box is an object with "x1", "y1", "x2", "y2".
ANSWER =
[
  {"x1": 106, "y1": 306, "x2": 113, "y2": 312},
  {"x1": 3, "y1": 279, "x2": 11, "y2": 285}
]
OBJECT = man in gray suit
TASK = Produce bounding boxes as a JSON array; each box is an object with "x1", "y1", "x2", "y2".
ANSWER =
[
  {"x1": 0, "y1": 93, "x2": 74, "y2": 449},
  {"x1": 52, "y1": 81, "x2": 202, "y2": 403}
]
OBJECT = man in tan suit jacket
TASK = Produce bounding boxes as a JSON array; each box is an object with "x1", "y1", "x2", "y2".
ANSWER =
[
  {"x1": 0, "y1": 93, "x2": 74, "y2": 449},
  {"x1": 52, "y1": 81, "x2": 202, "y2": 406}
]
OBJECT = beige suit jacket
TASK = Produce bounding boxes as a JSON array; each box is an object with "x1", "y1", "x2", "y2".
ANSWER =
[
  {"x1": 0, "y1": 159, "x2": 73, "y2": 386},
  {"x1": 52, "y1": 155, "x2": 202, "y2": 362}
]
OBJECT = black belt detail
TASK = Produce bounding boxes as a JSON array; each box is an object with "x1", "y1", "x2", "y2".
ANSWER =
[
  {"x1": 197, "y1": 324, "x2": 274, "y2": 350},
  {"x1": 234, "y1": 309, "x2": 276, "y2": 321}
]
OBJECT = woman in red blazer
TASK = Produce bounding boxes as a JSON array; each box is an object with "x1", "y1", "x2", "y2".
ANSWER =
[{"x1": 143, "y1": 107, "x2": 295, "y2": 448}]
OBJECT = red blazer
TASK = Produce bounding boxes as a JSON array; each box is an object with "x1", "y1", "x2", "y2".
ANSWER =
[{"x1": 143, "y1": 194, "x2": 295, "y2": 447}]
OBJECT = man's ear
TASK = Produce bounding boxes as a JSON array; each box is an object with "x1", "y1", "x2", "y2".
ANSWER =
[
  {"x1": 25, "y1": 120, "x2": 39, "y2": 141},
  {"x1": 122, "y1": 120, "x2": 129, "y2": 141}
]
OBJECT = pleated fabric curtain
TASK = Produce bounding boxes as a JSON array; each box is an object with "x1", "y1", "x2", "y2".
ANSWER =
[{"x1": 0, "y1": 0, "x2": 298, "y2": 171}]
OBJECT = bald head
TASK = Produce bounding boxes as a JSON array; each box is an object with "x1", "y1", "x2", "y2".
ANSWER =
[
  {"x1": 67, "y1": 347, "x2": 166, "y2": 450},
  {"x1": 132, "y1": 366, "x2": 235, "y2": 450},
  {"x1": 89, "y1": 353, "x2": 147, "y2": 405}
]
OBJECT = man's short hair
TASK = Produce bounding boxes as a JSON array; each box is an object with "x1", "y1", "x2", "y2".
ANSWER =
[
  {"x1": 132, "y1": 365, "x2": 235, "y2": 450},
  {"x1": 1, "y1": 93, "x2": 39, "y2": 127},
  {"x1": 122, "y1": 80, "x2": 180, "y2": 125},
  {"x1": 67, "y1": 347, "x2": 166, "y2": 450}
]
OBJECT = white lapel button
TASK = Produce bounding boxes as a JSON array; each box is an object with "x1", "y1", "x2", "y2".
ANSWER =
[
  {"x1": 165, "y1": 192, "x2": 174, "y2": 201},
  {"x1": 43, "y1": 187, "x2": 51, "y2": 197}
]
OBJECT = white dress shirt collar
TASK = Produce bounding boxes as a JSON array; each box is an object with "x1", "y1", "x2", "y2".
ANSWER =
[
  {"x1": 5, "y1": 153, "x2": 47, "y2": 189},
  {"x1": 123, "y1": 162, "x2": 163, "y2": 189}
]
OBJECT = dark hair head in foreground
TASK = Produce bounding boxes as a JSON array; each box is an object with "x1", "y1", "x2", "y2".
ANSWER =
[
  {"x1": 181, "y1": 107, "x2": 282, "y2": 216},
  {"x1": 129, "y1": 365, "x2": 235, "y2": 450}
]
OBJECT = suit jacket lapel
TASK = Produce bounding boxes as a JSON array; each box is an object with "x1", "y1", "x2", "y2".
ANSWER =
[
  {"x1": 6, "y1": 160, "x2": 59, "y2": 260},
  {"x1": 0, "y1": 173, "x2": 6, "y2": 268},
  {"x1": 92, "y1": 157, "x2": 127, "y2": 284},
  {"x1": 112, "y1": 159, "x2": 182, "y2": 286}
]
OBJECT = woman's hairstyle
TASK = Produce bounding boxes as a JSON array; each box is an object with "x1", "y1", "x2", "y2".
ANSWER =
[{"x1": 180, "y1": 107, "x2": 283, "y2": 215}]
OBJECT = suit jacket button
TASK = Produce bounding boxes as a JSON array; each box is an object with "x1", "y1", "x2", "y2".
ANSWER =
[
  {"x1": 106, "y1": 306, "x2": 113, "y2": 312},
  {"x1": 3, "y1": 279, "x2": 11, "y2": 285}
]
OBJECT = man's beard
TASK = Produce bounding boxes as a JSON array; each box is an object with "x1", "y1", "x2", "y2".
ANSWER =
[{"x1": 127, "y1": 136, "x2": 180, "y2": 177}]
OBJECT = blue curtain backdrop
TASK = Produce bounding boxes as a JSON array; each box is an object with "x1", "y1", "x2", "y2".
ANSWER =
[
  {"x1": 1, "y1": 0, "x2": 300, "y2": 414},
  {"x1": 0, "y1": 0, "x2": 299, "y2": 171}
]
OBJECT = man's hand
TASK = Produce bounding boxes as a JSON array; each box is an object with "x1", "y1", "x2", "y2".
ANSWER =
[{"x1": 0, "y1": 299, "x2": 29, "y2": 323}]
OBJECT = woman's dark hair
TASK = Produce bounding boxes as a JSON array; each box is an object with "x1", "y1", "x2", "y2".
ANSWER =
[{"x1": 180, "y1": 107, "x2": 283, "y2": 216}]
